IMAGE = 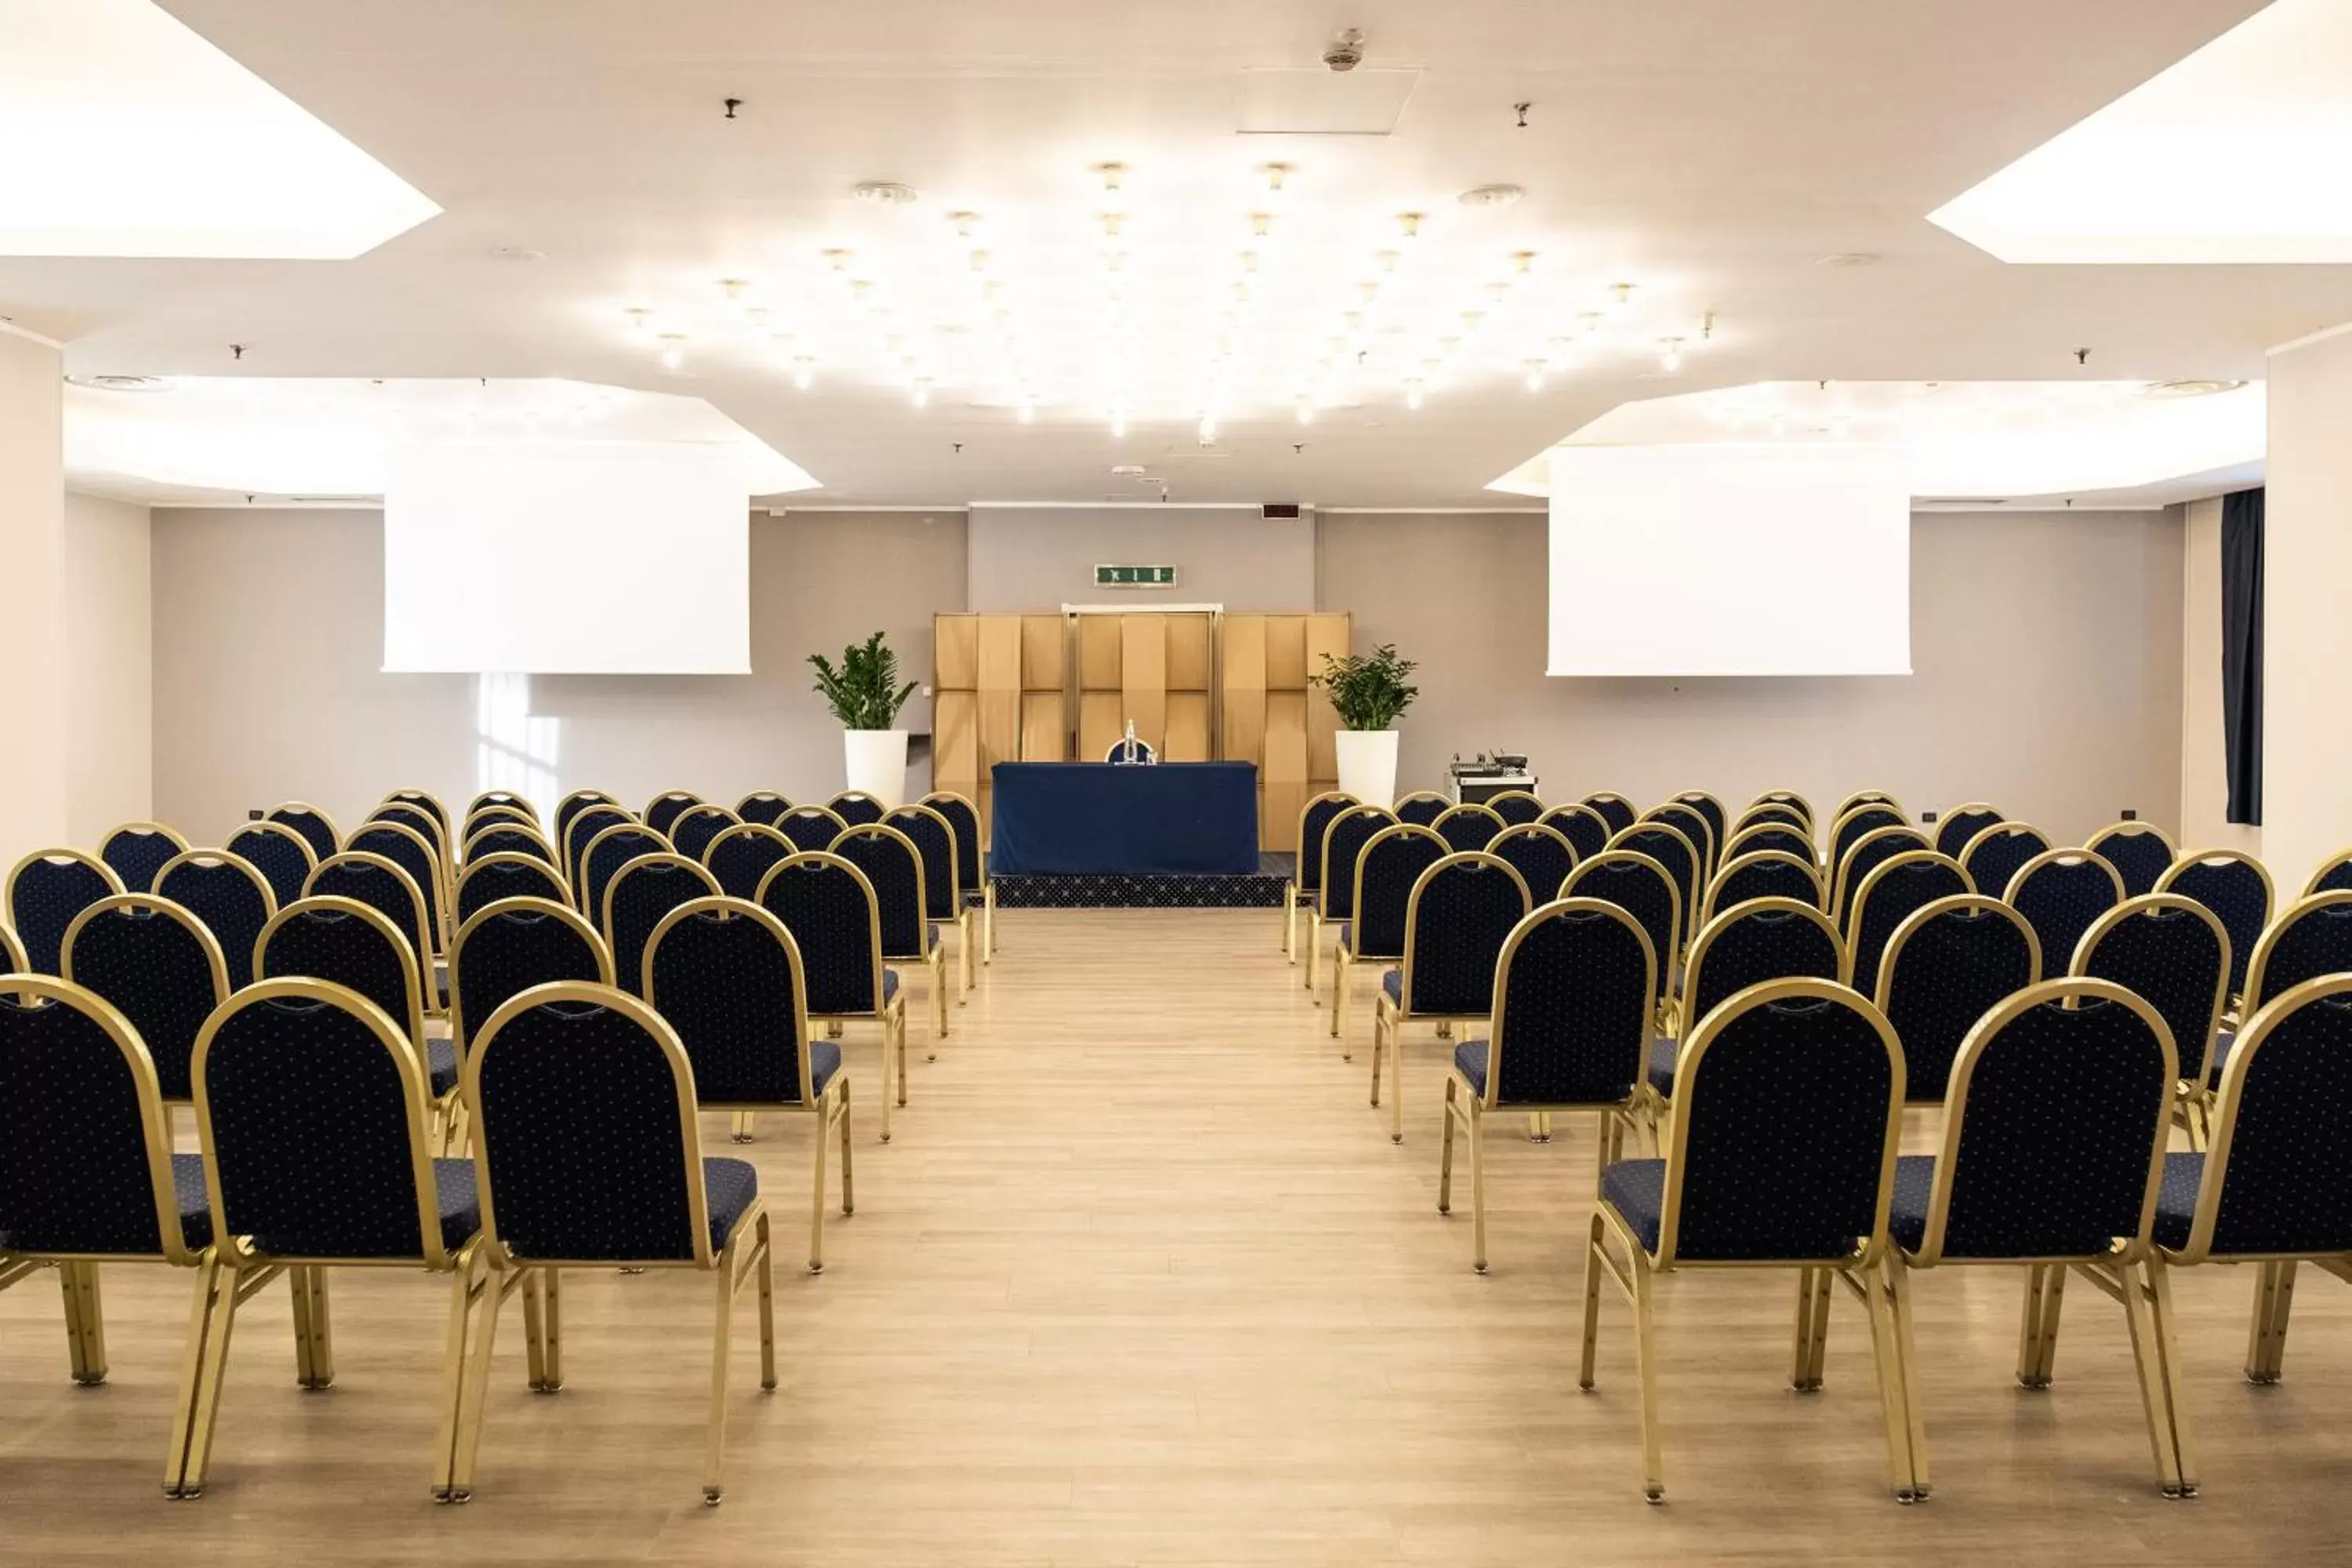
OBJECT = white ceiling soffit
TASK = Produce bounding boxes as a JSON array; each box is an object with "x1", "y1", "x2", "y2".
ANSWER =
[
  {"x1": 0, "y1": 0, "x2": 439, "y2": 259},
  {"x1": 1930, "y1": 0, "x2": 2352, "y2": 263},
  {"x1": 1488, "y1": 380, "x2": 2267, "y2": 507},
  {"x1": 64, "y1": 377, "x2": 819, "y2": 503}
]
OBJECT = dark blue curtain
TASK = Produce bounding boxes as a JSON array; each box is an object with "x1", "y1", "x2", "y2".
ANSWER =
[{"x1": 2221, "y1": 487, "x2": 2263, "y2": 826}]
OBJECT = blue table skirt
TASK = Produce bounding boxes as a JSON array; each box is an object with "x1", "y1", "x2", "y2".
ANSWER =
[{"x1": 991, "y1": 762, "x2": 1260, "y2": 876}]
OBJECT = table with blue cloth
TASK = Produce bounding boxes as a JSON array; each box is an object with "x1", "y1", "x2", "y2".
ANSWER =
[{"x1": 989, "y1": 761, "x2": 1260, "y2": 875}]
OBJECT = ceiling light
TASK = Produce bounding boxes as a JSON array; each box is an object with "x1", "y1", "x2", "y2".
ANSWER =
[
  {"x1": 852, "y1": 180, "x2": 918, "y2": 205},
  {"x1": 1457, "y1": 184, "x2": 1524, "y2": 208},
  {"x1": 656, "y1": 333, "x2": 688, "y2": 371},
  {"x1": 622, "y1": 307, "x2": 655, "y2": 338},
  {"x1": 1100, "y1": 212, "x2": 1125, "y2": 239},
  {"x1": 1610, "y1": 282, "x2": 1636, "y2": 311},
  {"x1": 1512, "y1": 250, "x2": 1538, "y2": 274},
  {"x1": 1658, "y1": 338, "x2": 1685, "y2": 372},
  {"x1": 1396, "y1": 212, "x2": 1425, "y2": 241},
  {"x1": 1240, "y1": 249, "x2": 1261, "y2": 272},
  {"x1": 1199, "y1": 415, "x2": 1218, "y2": 445},
  {"x1": 1404, "y1": 379, "x2": 1425, "y2": 410},
  {"x1": 1093, "y1": 162, "x2": 1127, "y2": 192},
  {"x1": 1249, "y1": 211, "x2": 1274, "y2": 238},
  {"x1": 2145, "y1": 379, "x2": 2250, "y2": 398},
  {"x1": 946, "y1": 210, "x2": 980, "y2": 238},
  {"x1": 719, "y1": 278, "x2": 750, "y2": 303},
  {"x1": 1374, "y1": 249, "x2": 1401, "y2": 273},
  {"x1": 967, "y1": 250, "x2": 991, "y2": 274},
  {"x1": 1577, "y1": 311, "x2": 1604, "y2": 337},
  {"x1": 67, "y1": 373, "x2": 172, "y2": 393},
  {"x1": 1483, "y1": 281, "x2": 1511, "y2": 303},
  {"x1": 822, "y1": 249, "x2": 854, "y2": 271}
]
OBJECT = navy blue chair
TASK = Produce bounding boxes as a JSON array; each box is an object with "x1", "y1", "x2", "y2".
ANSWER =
[
  {"x1": 1889, "y1": 978, "x2": 2185, "y2": 1497},
  {"x1": 1831, "y1": 825, "x2": 1933, "y2": 931},
  {"x1": 2073, "y1": 895, "x2": 2230, "y2": 1137},
  {"x1": 1735, "y1": 799, "x2": 1812, "y2": 837},
  {"x1": 462, "y1": 822, "x2": 557, "y2": 869},
  {"x1": 1828, "y1": 803, "x2": 1907, "y2": 876},
  {"x1": 1646, "y1": 801, "x2": 1718, "y2": 879},
  {"x1": 2305, "y1": 848, "x2": 2352, "y2": 898},
  {"x1": 554, "y1": 790, "x2": 617, "y2": 857},
  {"x1": 1539, "y1": 804, "x2": 1613, "y2": 862},
  {"x1": 2089, "y1": 821, "x2": 2176, "y2": 899},
  {"x1": 0, "y1": 975, "x2": 209, "y2": 1388},
  {"x1": 226, "y1": 822, "x2": 317, "y2": 910},
  {"x1": 1486, "y1": 789, "x2": 1545, "y2": 828},
  {"x1": 758, "y1": 851, "x2": 909, "y2": 1065},
  {"x1": 1610, "y1": 825, "x2": 1700, "y2": 956},
  {"x1": 829, "y1": 824, "x2": 948, "y2": 1042},
  {"x1": 2005, "y1": 850, "x2": 2124, "y2": 976},
  {"x1": 645, "y1": 898, "x2": 860, "y2": 1227},
  {"x1": 1722, "y1": 822, "x2": 1813, "y2": 866},
  {"x1": 775, "y1": 805, "x2": 848, "y2": 857},
  {"x1": 1746, "y1": 791, "x2": 1816, "y2": 830},
  {"x1": 1670, "y1": 792, "x2": 1728, "y2": 867},
  {"x1": 1394, "y1": 791, "x2": 1450, "y2": 828},
  {"x1": 667, "y1": 804, "x2": 739, "y2": 866},
  {"x1": 1932, "y1": 803, "x2": 2002, "y2": 862},
  {"x1": 921, "y1": 791, "x2": 994, "y2": 962},
  {"x1": 158, "y1": 851, "x2": 276, "y2": 993},
  {"x1": 388, "y1": 789, "x2": 454, "y2": 835},
  {"x1": 561, "y1": 804, "x2": 633, "y2": 897},
  {"x1": 1443, "y1": 900, "x2": 1657, "y2": 1272},
  {"x1": 463, "y1": 804, "x2": 538, "y2": 844},
  {"x1": 459, "y1": 983, "x2": 775, "y2": 1504},
  {"x1": 303, "y1": 851, "x2": 432, "y2": 1004},
  {"x1": 826, "y1": 791, "x2": 886, "y2": 828},
  {"x1": 1702, "y1": 851, "x2": 1824, "y2": 924},
  {"x1": 256, "y1": 896, "x2": 448, "y2": 1138},
  {"x1": 1586, "y1": 979, "x2": 1915, "y2": 1502},
  {"x1": 1872, "y1": 895, "x2": 2041, "y2": 1104},
  {"x1": 1309, "y1": 806, "x2": 1396, "y2": 996},
  {"x1": 370, "y1": 800, "x2": 451, "y2": 874},
  {"x1": 99, "y1": 822, "x2": 190, "y2": 894},
  {"x1": 735, "y1": 791, "x2": 792, "y2": 826},
  {"x1": 578, "y1": 823, "x2": 669, "y2": 931},
  {"x1": 1432, "y1": 803, "x2": 1505, "y2": 855},
  {"x1": 643, "y1": 790, "x2": 703, "y2": 837},
  {"x1": 1649, "y1": 898, "x2": 1844, "y2": 1107},
  {"x1": 1960, "y1": 823, "x2": 2053, "y2": 913},
  {"x1": 1285, "y1": 791, "x2": 1359, "y2": 964},
  {"x1": 462, "y1": 789, "x2": 531, "y2": 828},
  {"x1": 1844, "y1": 851, "x2": 1972, "y2": 1002},
  {"x1": 2158, "y1": 850, "x2": 2275, "y2": 1003},
  {"x1": 884, "y1": 804, "x2": 973, "y2": 1003},
  {"x1": 603, "y1": 854, "x2": 721, "y2": 1000},
  {"x1": 349, "y1": 819, "x2": 448, "y2": 956},
  {"x1": 1833, "y1": 789, "x2": 1900, "y2": 818},
  {"x1": 702, "y1": 822, "x2": 797, "y2": 901},
  {"x1": 1583, "y1": 792, "x2": 1638, "y2": 837},
  {"x1": 450, "y1": 898, "x2": 612, "y2": 1069},
  {"x1": 2245, "y1": 890, "x2": 2352, "y2": 1014},
  {"x1": 1331, "y1": 824, "x2": 1447, "y2": 1046},
  {"x1": 456, "y1": 852, "x2": 569, "y2": 924},
  {"x1": 1486, "y1": 823, "x2": 1576, "y2": 911},
  {"x1": 175, "y1": 979, "x2": 484, "y2": 1500},
  {"x1": 263, "y1": 801, "x2": 339, "y2": 865},
  {"x1": 1373, "y1": 853, "x2": 1532, "y2": 1141},
  {"x1": 60, "y1": 895, "x2": 228, "y2": 1102},
  {"x1": 1565, "y1": 851, "x2": 1682, "y2": 994},
  {"x1": 6, "y1": 849, "x2": 125, "y2": 977}
]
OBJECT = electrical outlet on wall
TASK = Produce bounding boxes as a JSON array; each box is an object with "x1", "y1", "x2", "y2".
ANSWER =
[
  {"x1": 2121, "y1": 808, "x2": 2138, "y2": 821},
  {"x1": 246, "y1": 808, "x2": 264, "y2": 820},
  {"x1": 1921, "y1": 809, "x2": 1939, "y2": 823}
]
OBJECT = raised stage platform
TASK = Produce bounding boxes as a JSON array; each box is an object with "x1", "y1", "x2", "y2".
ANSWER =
[{"x1": 993, "y1": 853, "x2": 1294, "y2": 909}]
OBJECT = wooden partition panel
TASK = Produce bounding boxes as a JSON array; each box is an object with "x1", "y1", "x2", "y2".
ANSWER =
[
  {"x1": 1221, "y1": 612, "x2": 1348, "y2": 850},
  {"x1": 933, "y1": 613, "x2": 1071, "y2": 835}
]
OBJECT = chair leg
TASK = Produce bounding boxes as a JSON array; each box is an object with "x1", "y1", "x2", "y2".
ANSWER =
[
  {"x1": 985, "y1": 881, "x2": 997, "y2": 958},
  {"x1": 895, "y1": 1003, "x2": 909, "y2": 1107},
  {"x1": 755, "y1": 1210, "x2": 778, "y2": 1394},
  {"x1": 448, "y1": 1257, "x2": 504, "y2": 1501},
  {"x1": 731, "y1": 1110, "x2": 756, "y2": 1144},
  {"x1": 542, "y1": 1268, "x2": 564, "y2": 1392},
  {"x1": 2017, "y1": 1262, "x2": 2067, "y2": 1388},
  {"x1": 703, "y1": 1243, "x2": 737, "y2": 1506},
  {"x1": 2147, "y1": 1257, "x2": 2198, "y2": 1497},
  {"x1": 1860, "y1": 1259, "x2": 1927, "y2": 1503},
  {"x1": 1305, "y1": 918, "x2": 1322, "y2": 995},
  {"x1": 808, "y1": 1090, "x2": 832, "y2": 1275},
  {"x1": 1284, "y1": 888, "x2": 1297, "y2": 961},
  {"x1": 838, "y1": 1080, "x2": 856, "y2": 1218},
  {"x1": 957, "y1": 911, "x2": 973, "y2": 1001},
  {"x1": 931, "y1": 950, "x2": 949, "y2": 1040},
  {"x1": 1468, "y1": 1097, "x2": 1490, "y2": 1274},
  {"x1": 1630, "y1": 1249, "x2": 1665, "y2": 1502},
  {"x1": 2246, "y1": 1258, "x2": 2297, "y2": 1384},
  {"x1": 434, "y1": 1245, "x2": 492, "y2": 1502},
  {"x1": 1388, "y1": 1018, "x2": 1406, "y2": 1144},
  {"x1": 1578, "y1": 1210, "x2": 1608, "y2": 1391},
  {"x1": 1884, "y1": 1254, "x2": 1930, "y2": 1500},
  {"x1": 2116, "y1": 1258, "x2": 2187, "y2": 1497},
  {"x1": 1437, "y1": 1077, "x2": 1458, "y2": 1215},
  {"x1": 877, "y1": 1011, "x2": 896, "y2": 1145},
  {"x1": 302, "y1": 1267, "x2": 336, "y2": 1388},
  {"x1": 1331, "y1": 952, "x2": 1350, "y2": 1041},
  {"x1": 521, "y1": 1269, "x2": 547, "y2": 1392},
  {"x1": 164, "y1": 1250, "x2": 228, "y2": 1497},
  {"x1": 1791, "y1": 1269, "x2": 1820, "y2": 1392},
  {"x1": 173, "y1": 1257, "x2": 249, "y2": 1500},
  {"x1": 60, "y1": 1261, "x2": 107, "y2": 1385},
  {"x1": 2014, "y1": 1264, "x2": 2048, "y2": 1388}
]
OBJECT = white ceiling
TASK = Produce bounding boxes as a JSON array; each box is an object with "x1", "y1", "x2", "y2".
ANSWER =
[{"x1": 9, "y1": 0, "x2": 2348, "y2": 509}]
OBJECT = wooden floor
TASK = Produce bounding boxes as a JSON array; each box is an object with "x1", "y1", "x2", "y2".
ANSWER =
[{"x1": 9, "y1": 908, "x2": 2352, "y2": 1563}]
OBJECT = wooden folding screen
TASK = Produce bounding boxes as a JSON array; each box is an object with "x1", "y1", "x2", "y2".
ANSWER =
[
  {"x1": 1221, "y1": 614, "x2": 1348, "y2": 851},
  {"x1": 933, "y1": 613, "x2": 1069, "y2": 835}
]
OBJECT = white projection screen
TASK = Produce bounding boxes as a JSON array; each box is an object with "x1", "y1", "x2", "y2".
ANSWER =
[
  {"x1": 383, "y1": 439, "x2": 751, "y2": 673},
  {"x1": 1546, "y1": 445, "x2": 1912, "y2": 677}
]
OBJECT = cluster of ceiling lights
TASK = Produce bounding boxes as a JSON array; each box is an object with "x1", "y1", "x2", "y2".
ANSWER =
[{"x1": 612, "y1": 165, "x2": 1720, "y2": 433}]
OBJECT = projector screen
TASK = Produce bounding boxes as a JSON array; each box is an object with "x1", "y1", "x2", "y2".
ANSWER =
[
  {"x1": 383, "y1": 439, "x2": 751, "y2": 673},
  {"x1": 1547, "y1": 445, "x2": 1911, "y2": 677}
]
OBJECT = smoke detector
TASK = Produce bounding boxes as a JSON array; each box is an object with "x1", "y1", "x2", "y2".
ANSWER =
[
  {"x1": 2143, "y1": 379, "x2": 2249, "y2": 399},
  {"x1": 1457, "y1": 184, "x2": 1524, "y2": 208},
  {"x1": 852, "y1": 181, "x2": 919, "y2": 206},
  {"x1": 1323, "y1": 27, "x2": 1366, "y2": 71}
]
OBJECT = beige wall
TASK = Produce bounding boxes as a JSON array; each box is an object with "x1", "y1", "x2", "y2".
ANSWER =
[
  {"x1": 63, "y1": 492, "x2": 154, "y2": 844},
  {"x1": 151, "y1": 507, "x2": 964, "y2": 844},
  {"x1": 2179, "y1": 496, "x2": 2261, "y2": 857},
  {"x1": 0, "y1": 327, "x2": 67, "y2": 869},
  {"x1": 966, "y1": 504, "x2": 1315, "y2": 612},
  {"x1": 1319, "y1": 509, "x2": 2185, "y2": 848},
  {"x1": 2263, "y1": 327, "x2": 2352, "y2": 891}
]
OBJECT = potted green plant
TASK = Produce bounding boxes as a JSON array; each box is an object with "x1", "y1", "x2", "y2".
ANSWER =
[
  {"x1": 1311, "y1": 643, "x2": 1418, "y2": 806},
  {"x1": 809, "y1": 631, "x2": 920, "y2": 807}
]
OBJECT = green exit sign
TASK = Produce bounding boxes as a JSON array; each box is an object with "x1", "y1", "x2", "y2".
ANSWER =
[{"x1": 1095, "y1": 564, "x2": 1177, "y2": 587}]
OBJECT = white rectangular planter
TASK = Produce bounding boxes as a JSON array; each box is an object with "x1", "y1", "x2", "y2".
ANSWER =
[
  {"x1": 1334, "y1": 729, "x2": 1399, "y2": 808},
  {"x1": 843, "y1": 729, "x2": 909, "y2": 808}
]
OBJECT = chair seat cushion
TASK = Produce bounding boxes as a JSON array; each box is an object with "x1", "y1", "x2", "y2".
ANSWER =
[
  {"x1": 2207, "y1": 1030, "x2": 2238, "y2": 1087},
  {"x1": 1888, "y1": 1154, "x2": 1936, "y2": 1253},
  {"x1": 427, "y1": 1036, "x2": 459, "y2": 1098},
  {"x1": 2154, "y1": 1150, "x2": 2205, "y2": 1253},
  {"x1": 1452, "y1": 1039, "x2": 1490, "y2": 1096},
  {"x1": 883, "y1": 969, "x2": 900, "y2": 1003},
  {"x1": 702, "y1": 1157, "x2": 760, "y2": 1251},
  {"x1": 1599, "y1": 1159, "x2": 1668, "y2": 1255},
  {"x1": 431, "y1": 1157, "x2": 484, "y2": 1252},
  {"x1": 1383, "y1": 968, "x2": 1403, "y2": 1005},
  {"x1": 1646, "y1": 1037, "x2": 1679, "y2": 1098},
  {"x1": 809, "y1": 1040, "x2": 843, "y2": 1097},
  {"x1": 173, "y1": 1152, "x2": 214, "y2": 1250}
]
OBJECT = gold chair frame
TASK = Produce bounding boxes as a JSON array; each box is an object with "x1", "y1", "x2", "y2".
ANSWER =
[
  {"x1": 5, "y1": 848, "x2": 126, "y2": 970},
  {"x1": 1370, "y1": 851, "x2": 1531, "y2": 1142},
  {"x1": 598, "y1": 852, "x2": 722, "y2": 989},
  {"x1": 1700, "y1": 849, "x2": 1825, "y2": 927},
  {"x1": 884, "y1": 802, "x2": 976, "y2": 1003},
  {"x1": 920, "y1": 789, "x2": 998, "y2": 962},
  {"x1": 98, "y1": 820, "x2": 191, "y2": 891},
  {"x1": 1306, "y1": 805, "x2": 1395, "y2": 997},
  {"x1": 303, "y1": 849, "x2": 433, "y2": 1011},
  {"x1": 757, "y1": 851, "x2": 912, "y2": 1133},
  {"x1": 60, "y1": 894, "x2": 231, "y2": 1105},
  {"x1": 1330, "y1": 822, "x2": 1446, "y2": 1047},
  {"x1": 1284, "y1": 790, "x2": 1359, "y2": 964},
  {"x1": 2071, "y1": 894, "x2": 2229, "y2": 1146},
  {"x1": 829, "y1": 822, "x2": 949, "y2": 1044},
  {"x1": 1830, "y1": 825, "x2": 1937, "y2": 931}
]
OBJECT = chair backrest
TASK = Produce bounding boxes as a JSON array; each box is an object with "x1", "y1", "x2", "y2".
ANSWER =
[
  {"x1": 827, "y1": 791, "x2": 887, "y2": 827},
  {"x1": 1671, "y1": 791, "x2": 1728, "y2": 863},
  {"x1": 1486, "y1": 823, "x2": 1577, "y2": 906},
  {"x1": 1432, "y1": 803, "x2": 1506, "y2": 855},
  {"x1": 1833, "y1": 789, "x2": 1900, "y2": 819},
  {"x1": 1317, "y1": 807, "x2": 1396, "y2": 921},
  {"x1": 667, "y1": 804, "x2": 739, "y2": 864},
  {"x1": 1722, "y1": 822, "x2": 1813, "y2": 866},
  {"x1": 464, "y1": 789, "x2": 533, "y2": 826},
  {"x1": 6, "y1": 849, "x2": 125, "y2": 976},
  {"x1": 1482, "y1": 899, "x2": 1657, "y2": 1108},
  {"x1": 1396, "y1": 853, "x2": 1531, "y2": 1016},
  {"x1": 2088, "y1": 821, "x2": 2176, "y2": 898},
  {"x1": 2004, "y1": 850, "x2": 2125, "y2": 975},
  {"x1": 2172, "y1": 975, "x2": 2352, "y2": 1261},
  {"x1": 1646, "y1": 800, "x2": 1717, "y2": 875},
  {"x1": 1486, "y1": 789, "x2": 1545, "y2": 827},
  {"x1": 1911, "y1": 979, "x2": 2172, "y2": 1263},
  {"x1": 387, "y1": 788, "x2": 453, "y2": 833},
  {"x1": 256, "y1": 896, "x2": 428, "y2": 1051},
  {"x1": 1684, "y1": 898, "x2": 1844, "y2": 1029},
  {"x1": 463, "y1": 822, "x2": 558, "y2": 868},
  {"x1": 1748, "y1": 790, "x2": 1816, "y2": 829},
  {"x1": 1704, "y1": 850, "x2": 1825, "y2": 924},
  {"x1": 645, "y1": 898, "x2": 821, "y2": 1106},
  {"x1": 1393, "y1": 791, "x2": 1450, "y2": 827},
  {"x1": 99, "y1": 821, "x2": 190, "y2": 893},
  {"x1": 1960, "y1": 822, "x2": 2053, "y2": 909},
  {"x1": 303, "y1": 851, "x2": 426, "y2": 982},
  {"x1": 1348, "y1": 824, "x2": 1449, "y2": 960},
  {"x1": 561, "y1": 804, "x2": 634, "y2": 892},
  {"x1": 2158, "y1": 850, "x2": 2276, "y2": 999},
  {"x1": 643, "y1": 789, "x2": 703, "y2": 837},
  {"x1": 226, "y1": 821, "x2": 318, "y2": 909},
  {"x1": 467, "y1": 984, "x2": 717, "y2": 1265},
  {"x1": 602, "y1": 854, "x2": 723, "y2": 998},
  {"x1": 829, "y1": 824, "x2": 927, "y2": 957},
  {"x1": 1874, "y1": 895, "x2": 2042, "y2": 1103},
  {"x1": 554, "y1": 790, "x2": 617, "y2": 853},
  {"x1": 736, "y1": 790, "x2": 793, "y2": 826},
  {"x1": 347, "y1": 819, "x2": 446, "y2": 953},
  {"x1": 463, "y1": 804, "x2": 538, "y2": 842},
  {"x1": 920, "y1": 792, "x2": 986, "y2": 894},
  {"x1": 1537, "y1": 803, "x2": 1611, "y2": 861},
  {"x1": 457, "y1": 852, "x2": 570, "y2": 924},
  {"x1": 1563, "y1": 851, "x2": 1682, "y2": 978},
  {"x1": 60, "y1": 895, "x2": 228, "y2": 1102},
  {"x1": 883, "y1": 804, "x2": 961, "y2": 921},
  {"x1": 776, "y1": 805, "x2": 850, "y2": 855},
  {"x1": 450, "y1": 897, "x2": 612, "y2": 1058},
  {"x1": 757, "y1": 851, "x2": 890, "y2": 1017},
  {"x1": 1845, "y1": 851, "x2": 1973, "y2": 999},
  {"x1": 1831, "y1": 824, "x2": 1933, "y2": 927},
  {"x1": 370, "y1": 800, "x2": 450, "y2": 869},
  {"x1": 264, "y1": 801, "x2": 340, "y2": 864},
  {"x1": 195, "y1": 979, "x2": 452, "y2": 1264},
  {"x1": 703, "y1": 822, "x2": 797, "y2": 900},
  {"x1": 1291, "y1": 792, "x2": 1359, "y2": 896},
  {"x1": 1733, "y1": 803, "x2": 1809, "y2": 838},
  {"x1": 579, "y1": 823, "x2": 670, "y2": 926},
  {"x1": 0, "y1": 922, "x2": 20, "y2": 971},
  {"x1": 1606, "y1": 824, "x2": 1700, "y2": 953},
  {"x1": 158, "y1": 850, "x2": 277, "y2": 991},
  {"x1": 1828, "y1": 803, "x2": 1907, "y2": 870},
  {"x1": 0, "y1": 975, "x2": 197, "y2": 1262},
  {"x1": 1657, "y1": 980, "x2": 1901, "y2": 1265},
  {"x1": 2071, "y1": 894, "x2": 2230, "y2": 1087},
  {"x1": 2245, "y1": 890, "x2": 2352, "y2": 1012},
  {"x1": 1582, "y1": 792, "x2": 1638, "y2": 837},
  {"x1": 2304, "y1": 847, "x2": 2352, "y2": 899},
  {"x1": 1932, "y1": 804, "x2": 2002, "y2": 861}
]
